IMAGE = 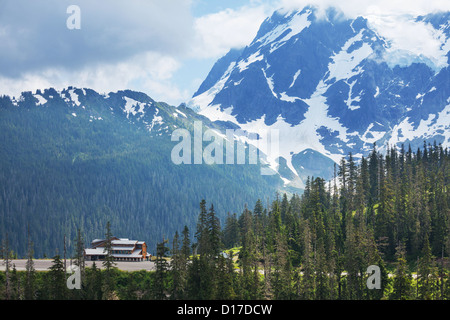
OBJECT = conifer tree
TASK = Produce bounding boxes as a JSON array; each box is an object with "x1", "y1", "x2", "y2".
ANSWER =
[
  {"x1": 24, "y1": 227, "x2": 35, "y2": 300},
  {"x1": 254, "y1": 199, "x2": 264, "y2": 218},
  {"x1": 443, "y1": 267, "x2": 450, "y2": 300},
  {"x1": 191, "y1": 201, "x2": 221, "y2": 299},
  {"x1": 153, "y1": 238, "x2": 170, "y2": 300},
  {"x1": 364, "y1": 228, "x2": 388, "y2": 300},
  {"x1": 73, "y1": 228, "x2": 85, "y2": 290},
  {"x1": 195, "y1": 199, "x2": 209, "y2": 256},
  {"x1": 223, "y1": 212, "x2": 240, "y2": 248},
  {"x1": 215, "y1": 253, "x2": 236, "y2": 300},
  {"x1": 181, "y1": 225, "x2": 191, "y2": 264},
  {"x1": 1, "y1": 234, "x2": 12, "y2": 300},
  {"x1": 377, "y1": 156, "x2": 396, "y2": 258},
  {"x1": 271, "y1": 231, "x2": 292, "y2": 299},
  {"x1": 360, "y1": 156, "x2": 370, "y2": 207},
  {"x1": 347, "y1": 152, "x2": 357, "y2": 211},
  {"x1": 102, "y1": 221, "x2": 116, "y2": 300},
  {"x1": 85, "y1": 262, "x2": 102, "y2": 300},
  {"x1": 343, "y1": 215, "x2": 364, "y2": 300},
  {"x1": 238, "y1": 208, "x2": 256, "y2": 299},
  {"x1": 315, "y1": 238, "x2": 330, "y2": 300},
  {"x1": 391, "y1": 243, "x2": 413, "y2": 300},
  {"x1": 48, "y1": 254, "x2": 67, "y2": 300},
  {"x1": 186, "y1": 255, "x2": 202, "y2": 300},
  {"x1": 417, "y1": 235, "x2": 437, "y2": 300},
  {"x1": 206, "y1": 203, "x2": 222, "y2": 259},
  {"x1": 171, "y1": 231, "x2": 186, "y2": 300},
  {"x1": 280, "y1": 193, "x2": 290, "y2": 224},
  {"x1": 369, "y1": 143, "x2": 379, "y2": 204},
  {"x1": 299, "y1": 220, "x2": 315, "y2": 300}
]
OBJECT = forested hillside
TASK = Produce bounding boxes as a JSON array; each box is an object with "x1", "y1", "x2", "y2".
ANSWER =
[
  {"x1": 0, "y1": 88, "x2": 279, "y2": 258},
  {"x1": 2, "y1": 143, "x2": 448, "y2": 300},
  {"x1": 173, "y1": 143, "x2": 450, "y2": 300}
]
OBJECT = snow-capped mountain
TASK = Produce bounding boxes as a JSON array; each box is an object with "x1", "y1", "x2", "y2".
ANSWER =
[
  {"x1": 6, "y1": 86, "x2": 202, "y2": 136},
  {"x1": 189, "y1": 6, "x2": 450, "y2": 189}
]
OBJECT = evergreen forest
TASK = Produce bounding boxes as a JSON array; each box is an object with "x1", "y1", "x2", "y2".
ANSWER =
[{"x1": 1, "y1": 143, "x2": 449, "y2": 300}]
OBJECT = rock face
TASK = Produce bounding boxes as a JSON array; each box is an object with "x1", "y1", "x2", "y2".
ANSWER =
[{"x1": 189, "y1": 6, "x2": 450, "y2": 188}]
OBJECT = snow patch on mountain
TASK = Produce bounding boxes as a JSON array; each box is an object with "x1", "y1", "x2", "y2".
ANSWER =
[
  {"x1": 361, "y1": 123, "x2": 386, "y2": 145},
  {"x1": 279, "y1": 92, "x2": 301, "y2": 102},
  {"x1": 327, "y1": 30, "x2": 373, "y2": 82},
  {"x1": 388, "y1": 104, "x2": 450, "y2": 146},
  {"x1": 262, "y1": 68, "x2": 277, "y2": 98},
  {"x1": 237, "y1": 51, "x2": 264, "y2": 72},
  {"x1": 123, "y1": 97, "x2": 146, "y2": 119},
  {"x1": 366, "y1": 14, "x2": 449, "y2": 71},
  {"x1": 374, "y1": 86, "x2": 380, "y2": 98},
  {"x1": 218, "y1": 79, "x2": 358, "y2": 184},
  {"x1": 175, "y1": 109, "x2": 187, "y2": 118},
  {"x1": 190, "y1": 62, "x2": 236, "y2": 113},
  {"x1": 300, "y1": 80, "x2": 357, "y2": 161},
  {"x1": 68, "y1": 89, "x2": 81, "y2": 107},
  {"x1": 346, "y1": 80, "x2": 361, "y2": 111},
  {"x1": 253, "y1": 9, "x2": 312, "y2": 54},
  {"x1": 289, "y1": 70, "x2": 301, "y2": 88},
  {"x1": 199, "y1": 105, "x2": 237, "y2": 124},
  {"x1": 148, "y1": 108, "x2": 163, "y2": 132},
  {"x1": 34, "y1": 94, "x2": 47, "y2": 106}
]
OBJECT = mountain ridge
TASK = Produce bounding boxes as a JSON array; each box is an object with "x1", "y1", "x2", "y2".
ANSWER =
[{"x1": 188, "y1": 6, "x2": 450, "y2": 189}]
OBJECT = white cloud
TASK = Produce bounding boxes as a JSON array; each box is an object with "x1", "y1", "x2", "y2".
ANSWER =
[
  {"x1": 366, "y1": 14, "x2": 449, "y2": 70},
  {"x1": 0, "y1": 1, "x2": 274, "y2": 104},
  {"x1": 0, "y1": 0, "x2": 194, "y2": 77},
  {"x1": 0, "y1": 0, "x2": 196, "y2": 104},
  {"x1": 0, "y1": 0, "x2": 448, "y2": 105},
  {"x1": 279, "y1": 0, "x2": 450, "y2": 18},
  {"x1": 191, "y1": 5, "x2": 271, "y2": 58},
  {"x1": 0, "y1": 52, "x2": 189, "y2": 105}
]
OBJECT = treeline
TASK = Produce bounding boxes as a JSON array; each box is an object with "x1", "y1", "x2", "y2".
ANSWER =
[
  {"x1": 1, "y1": 143, "x2": 449, "y2": 300},
  {"x1": 157, "y1": 142, "x2": 450, "y2": 300}
]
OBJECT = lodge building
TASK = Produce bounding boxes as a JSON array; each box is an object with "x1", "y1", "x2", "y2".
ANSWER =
[{"x1": 84, "y1": 237, "x2": 152, "y2": 262}]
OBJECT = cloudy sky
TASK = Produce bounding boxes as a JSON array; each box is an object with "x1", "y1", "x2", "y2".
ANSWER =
[{"x1": 0, "y1": 0, "x2": 448, "y2": 105}]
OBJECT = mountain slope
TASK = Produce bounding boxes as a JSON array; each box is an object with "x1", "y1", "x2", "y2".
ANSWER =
[
  {"x1": 0, "y1": 87, "x2": 280, "y2": 257},
  {"x1": 189, "y1": 6, "x2": 450, "y2": 189}
]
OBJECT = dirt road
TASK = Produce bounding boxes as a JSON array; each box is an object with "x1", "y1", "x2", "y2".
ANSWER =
[{"x1": 0, "y1": 259, "x2": 156, "y2": 272}]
